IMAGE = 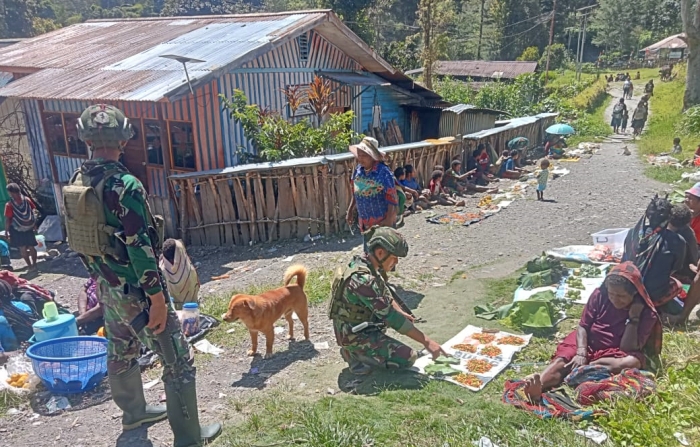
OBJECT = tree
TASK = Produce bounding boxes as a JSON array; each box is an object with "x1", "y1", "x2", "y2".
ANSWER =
[
  {"x1": 590, "y1": 0, "x2": 639, "y2": 54},
  {"x1": 162, "y1": 0, "x2": 260, "y2": 15},
  {"x1": 681, "y1": 0, "x2": 700, "y2": 109},
  {"x1": 418, "y1": 0, "x2": 454, "y2": 89},
  {"x1": 517, "y1": 46, "x2": 540, "y2": 61},
  {"x1": 537, "y1": 43, "x2": 569, "y2": 70}
]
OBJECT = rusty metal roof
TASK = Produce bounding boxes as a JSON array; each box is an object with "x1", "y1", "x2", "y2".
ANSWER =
[
  {"x1": 643, "y1": 33, "x2": 687, "y2": 52},
  {"x1": 430, "y1": 60, "x2": 538, "y2": 80},
  {"x1": 0, "y1": 11, "x2": 345, "y2": 101}
]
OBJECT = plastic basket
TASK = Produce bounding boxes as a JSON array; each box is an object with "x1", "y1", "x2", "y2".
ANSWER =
[{"x1": 26, "y1": 336, "x2": 108, "y2": 394}]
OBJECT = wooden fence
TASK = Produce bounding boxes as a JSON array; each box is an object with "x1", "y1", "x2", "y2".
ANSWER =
[{"x1": 169, "y1": 112, "x2": 558, "y2": 246}]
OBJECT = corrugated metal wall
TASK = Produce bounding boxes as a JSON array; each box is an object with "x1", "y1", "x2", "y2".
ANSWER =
[
  {"x1": 21, "y1": 100, "x2": 52, "y2": 182},
  {"x1": 217, "y1": 30, "x2": 361, "y2": 166},
  {"x1": 439, "y1": 111, "x2": 498, "y2": 138},
  {"x1": 360, "y1": 86, "x2": 410, "y2": 139}
]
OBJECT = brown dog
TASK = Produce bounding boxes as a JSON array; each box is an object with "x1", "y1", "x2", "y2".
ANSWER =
[{"x1": 221, "y1": 264, "x2": 310, "y2": 358}]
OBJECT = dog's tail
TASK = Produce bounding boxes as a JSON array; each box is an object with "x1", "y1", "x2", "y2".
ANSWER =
[{"x1": 283, "y1": 264, "x2": 307, "y2": 289}]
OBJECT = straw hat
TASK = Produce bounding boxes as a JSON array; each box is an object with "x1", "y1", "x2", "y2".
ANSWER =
[{"x1": 349, "y1": 137, "x2": 383, "y2": 161}]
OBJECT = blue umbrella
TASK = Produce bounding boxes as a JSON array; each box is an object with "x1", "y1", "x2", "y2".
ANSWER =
[{"x1": 546, "y1": 123, "x2": 576, "y2": 135}]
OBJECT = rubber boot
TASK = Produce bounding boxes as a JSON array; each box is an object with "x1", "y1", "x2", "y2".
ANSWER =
[
  {"x1": 165, "y1": 379, "x2": 222, "y2": 447},
  {"x1": 109, "y1": 364, "x2": 168, "y2": 430}
]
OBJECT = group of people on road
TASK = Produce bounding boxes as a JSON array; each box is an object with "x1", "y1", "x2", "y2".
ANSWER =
[{"x1": 611, "y1": 82, "x2": 651, "y2": 137}]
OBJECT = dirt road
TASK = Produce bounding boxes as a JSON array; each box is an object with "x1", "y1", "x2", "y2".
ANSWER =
[{"x1": 0, "y1": 84, "x2": 671, "y2": 447}]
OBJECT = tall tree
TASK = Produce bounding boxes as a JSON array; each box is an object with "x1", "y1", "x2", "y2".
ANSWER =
[
  {"x1": 0, "y1": 0, "x2": 38, "y2": 37},
  {"x1": 418, "y1": 0, "x2": 454, "y2": 89},
  {"x1": 590, "y1": 0, "x2": 638, "y2": 54},
  {"x1": 681, "y1": 0, "x2": 700, "y2": 109}
]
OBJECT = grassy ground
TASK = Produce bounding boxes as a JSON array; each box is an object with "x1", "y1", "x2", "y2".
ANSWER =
[
  {"x1": 568, "y1": 94, "x2": 612, "y2": 147},
  {"x1": 213, "y1": 271, "x2": 700, "y2": 447},
  {"x1": 638, "y1": 69, "x2": 696, "y2": 184}
]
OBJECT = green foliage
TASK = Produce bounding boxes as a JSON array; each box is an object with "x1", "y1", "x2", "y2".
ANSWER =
[
  {"x1": 517, "y1": 46, "x2": 540, "y2": 62},
  {"x1": 220, "y1": 89, "x2": 361, "y2": 163},
  {"x1": 677, "y1": 106, "x2": 700, "y2": 136},
  {"x1": 539, "y1": 43, "x2": 570, "y2": 71},
  {"x1": 381, "y1": 35, "x2": 421, "y2": 72},
  {"x1": 565, "y1": 78, "x2": 608, "y2": 112}
]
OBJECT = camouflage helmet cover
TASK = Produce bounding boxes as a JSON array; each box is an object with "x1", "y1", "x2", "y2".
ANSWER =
[
  {"x1": 365, "y1": 226, "x2": 409, "y2": 258},
  {"x1": 76, "y1": 104, "x2": 131, "y2": 148}
]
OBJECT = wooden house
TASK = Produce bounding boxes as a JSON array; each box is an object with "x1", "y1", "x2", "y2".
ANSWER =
[{"x1": 0, "y1": 10, "x2": 441, "y2": 237}]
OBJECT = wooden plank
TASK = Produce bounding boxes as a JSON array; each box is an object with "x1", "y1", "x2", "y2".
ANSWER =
[
  {"x1": 253, "y1": 174, "x2": 267, "y2": 242},
  {"x1": 277, "y1": 176, "x2": 294, "y2": 240},
  {"x1": 334, "y1": 163, "x2": 348, "y2": 231},
  {"x1": 319, "y1": 166, "x2": 330, "y2": 236},
  {"x1": 199, "y1": 180, "x2": 221, "y2": 246},
  {"x1": 176, "y1": 180, "x2": 188, "y2": 243},
  {"x1": 373, "y1": 126, "x2": 387, "y2": 147},
  {"x1": 392, "y1": 119, "x2": 404, "y2": 144},
  {"x1": 264, "y1": 176, "x2": 277, "y2": 242},
  {"x1": 295, "y1": 170, "x2": 310, "y2": 238},
  {"x1": 215, "y1": 178, "x2": 239, "y2": 245},
  {"x1": 208, "y1": 178, "x2": 230, "y2": 245},
  {"x1": 232, "y1": 177, "x2": 251, "y2": 245},
  {"x1": 288, "y1": 169, "x2": 301, "y2": 238},
  {"x1": 244, "y1": 174, "x2": 258, "y2": 243},
  {"x1": 187, "y1": 181, "x2": 205, "y2": 246}
]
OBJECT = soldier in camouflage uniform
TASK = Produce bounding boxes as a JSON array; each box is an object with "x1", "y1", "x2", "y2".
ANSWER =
[
  {"x1": 70, "y1": 104, "x2": 220, "y2": 447},
  {"x1": 330, "y1": 226, "x2": 445, "y2": 375}
]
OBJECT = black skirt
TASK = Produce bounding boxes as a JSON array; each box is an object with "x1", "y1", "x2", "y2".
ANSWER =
[{"x1": 9, "y1": 227, "x2": 36, "y2": 248}]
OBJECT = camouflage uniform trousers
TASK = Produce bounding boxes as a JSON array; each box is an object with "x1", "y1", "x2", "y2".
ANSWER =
[
  {"x1": 99, "y1": 280, "x2": 195, "y2": 384},
  {"x1": 333, "y1": 321, "x2": 417, "y2": 370}
]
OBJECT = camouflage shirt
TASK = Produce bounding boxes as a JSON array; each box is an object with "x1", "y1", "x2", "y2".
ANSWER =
[
  {"x1": 332, "y1": 255, "x2": 413, "y2": 341},
  {"x1": 78, "y1": 159, "x2": 162, "y2": 295}
]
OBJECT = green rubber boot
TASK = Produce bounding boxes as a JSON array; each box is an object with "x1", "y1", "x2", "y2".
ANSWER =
[
  {"x1": 165, "y1": 379, "x2": 222, "y2": 447},
  {"x1": 109, "y1": 364, "x2": 168, "y2": 431}
]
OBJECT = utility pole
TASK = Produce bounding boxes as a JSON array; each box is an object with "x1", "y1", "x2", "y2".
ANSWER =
[
  {"x1": 544, "y1": 0, "x2": 557, "y2": 85},
  {"x1": 578, "y1": 13, "x2": 589, "y2": 81},
  {"x1": 477, "y1": 0, "x2": 486, "y2": 60},
  {"x1": 574, "y1": 4, "x2": 597, "y2": 81}
]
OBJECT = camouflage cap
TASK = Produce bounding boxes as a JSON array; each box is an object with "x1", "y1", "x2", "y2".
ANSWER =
[
  {"x1": 365, "y1": 226, "x2": 408, "y2": 258},
  {"x1": 76, "y1": 104, "x2": 132, "y2": 148}
]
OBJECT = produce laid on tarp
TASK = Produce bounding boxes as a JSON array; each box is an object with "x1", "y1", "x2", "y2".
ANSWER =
[{"x1": 413, "y1": 325, "x2": 532, "y2": 391}]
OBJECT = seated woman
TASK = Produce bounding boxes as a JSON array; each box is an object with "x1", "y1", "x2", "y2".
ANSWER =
[
  {"x1": 667, "y1": 204, "x2": 699, "y2": 285},
  {"x1": 467, "y1": 145, "x2": 494, "y2": 186},
  {"x1": 76, "y1": 274, "x2": 104, "y2": 335},
  {"x1": 545, "y1": 137, "x2": 567, "y2": 159},
  {"x1": 622, "y1": 197, "x2": 687, "y2": 321},
  {"x1": 524, "y1": 262, "x2": 659, "y2": 401},
  {"x1": 497, "y1": 150, "x2": 526, "y2": 179}
]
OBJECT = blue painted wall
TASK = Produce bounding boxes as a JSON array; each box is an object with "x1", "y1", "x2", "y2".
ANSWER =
[{"x1": 360, "y1": 86, "x2": 411, "y2": 142}]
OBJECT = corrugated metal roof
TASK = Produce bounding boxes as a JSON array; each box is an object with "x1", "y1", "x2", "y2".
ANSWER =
[
  {"x1": 433, "y1": 60, "x2": 538, "y2": 79},
  {"x1": 443, "y1": 104, "x2": 503, "y2": 115},
  {"x1": 0, "y1": 12, "x2": 327, "y2": 101},
  {"x1": 643, "y1": 33, "x2": 687, "y2": 52}
]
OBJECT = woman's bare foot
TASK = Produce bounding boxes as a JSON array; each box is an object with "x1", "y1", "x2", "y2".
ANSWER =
[
  {"x1": 454, "y1": 200, "x2": 466, "y2": 207},
  {"x1": 523, "y1": 374, "x2": 543, "y2": 403}
]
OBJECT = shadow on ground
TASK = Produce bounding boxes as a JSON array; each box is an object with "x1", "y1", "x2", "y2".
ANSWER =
[
  {"x1": 230, "y1": 339, "x2": 318, "y2": 389},
  {"x1": 337, "y1": 368, "x2": 429, "y2": 395}
]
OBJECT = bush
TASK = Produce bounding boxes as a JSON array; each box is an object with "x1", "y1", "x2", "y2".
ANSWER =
[
  {"x1": 565, "y1": 78, "x2": 608, "y2": 113},
  {"x1": 517, "y1": 46, "x2": 540, "y2": 62},
  {"x1": 677, "y1": 106, "x2": 700, "y2": 136},
  {"x1": 538, "y1": 43, "x2": 571, "y2": 71}
]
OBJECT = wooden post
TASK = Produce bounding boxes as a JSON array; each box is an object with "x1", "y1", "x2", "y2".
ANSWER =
[
  {"x1": 177, "y1": 180, "x2": 188, "y2": 243},
  {"x1": 320, "y1": 166, "x2": 330, "y2": 236}
]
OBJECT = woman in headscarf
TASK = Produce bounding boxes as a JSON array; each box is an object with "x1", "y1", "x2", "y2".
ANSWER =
[
  {"x1": 4, "y1": 183, "x2": 38, "y2": 271},
  {"x1": 622, "y1": 196, "x2": 686, "y2": 318},
  {"x1": 523, "y1": 262, "x2": 660, "y2": 402}
]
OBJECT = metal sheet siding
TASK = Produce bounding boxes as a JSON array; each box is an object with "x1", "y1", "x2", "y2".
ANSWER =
[
  {"x1": 217, "y1": 32, "x2": 360, "y2": 166},
  {"x1": 21, "y1": 100, "x2": 52, "y2": 181},
  {"x1": 53, "y1": 155, "x2": 86, "y2": 183},
  {"x1": 147, "y1": 167, "x2": 169, "y2": 197},
  {"x1": 360, "y1": 86, "x2": 409, "y2": 139}
]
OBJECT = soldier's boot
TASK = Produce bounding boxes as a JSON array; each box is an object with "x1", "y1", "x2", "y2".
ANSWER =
[
  {"x1": 165, "y1": 379, "x2": 222, "y2": 447},
  {"x1": 109, "y1": 364, "x2": 168, "y2": 430},
  {"x1": 349, "y1": 360, "x2": 373, "y2": 375}
]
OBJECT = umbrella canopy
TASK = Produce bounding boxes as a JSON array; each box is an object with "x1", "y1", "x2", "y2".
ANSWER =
[
  {"x1": 507, "y1": 137, "x2": 529, "y2": 150},
  {"x1": 546, "y1": 123, "x2": 576, "y2": 135}
]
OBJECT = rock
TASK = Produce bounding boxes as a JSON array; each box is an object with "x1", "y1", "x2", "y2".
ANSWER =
[{"x1": 326, "y1": 388, "x2": 335, "y2": 395}]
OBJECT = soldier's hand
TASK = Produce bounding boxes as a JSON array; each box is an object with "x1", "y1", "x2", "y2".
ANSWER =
[
  {"x1": 147, "y1": 291, "x2": 168, "y2": 335},
  {"x1": 424, "y1": 338, "x2": 447, "y2": 360}
]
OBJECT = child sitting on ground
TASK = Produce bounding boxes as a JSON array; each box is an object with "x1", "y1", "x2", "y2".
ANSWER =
[
  {"x1": 159, "y1": 238, "x2": 200, "y2": 310},
  {"x1": 498, "y1": 150, "x2": 526, "y2": 179},
  {"x1": 447, "y1": 160, "x2": 498, "y2": 194},
  {"x1": 429, "y1": 170, "x2": 465, "y2": 207},
  {"x1": 393, "y1": 167, "x2": 411, "y2": 216},
  {"x1": 672, "y1": 137, "x2": 682, "y2": 154},
  {"x1": 536, "y1": 159, "x2": 550, "y2": 201},
  {"x1": 399, "y1": 165, "x2": 431, "y2": 210}
]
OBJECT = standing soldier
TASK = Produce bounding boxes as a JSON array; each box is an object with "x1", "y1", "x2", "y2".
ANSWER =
[
  {"x1": 330, "y1": 226, "x2": 445, "y2": 375},
  {"x1": 63, "y1": 104, "x2": 220, "y2": 446}
]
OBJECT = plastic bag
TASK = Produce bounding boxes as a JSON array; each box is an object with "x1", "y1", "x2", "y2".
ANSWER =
[{"x1": 0, "y1": 355, "x2": 40, "y2": 394}]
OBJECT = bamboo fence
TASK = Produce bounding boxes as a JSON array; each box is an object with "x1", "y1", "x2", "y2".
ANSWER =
[{"x1": 169, "y1": 112, "x2": 558, "y2": 246}]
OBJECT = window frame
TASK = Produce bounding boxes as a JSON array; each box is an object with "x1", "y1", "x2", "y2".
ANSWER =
[{"x1": 167, "y1": 120, "x2": 197, "y2": 171}]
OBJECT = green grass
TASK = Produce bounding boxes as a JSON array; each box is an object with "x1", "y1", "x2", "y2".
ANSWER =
[
  {"x1": 0, "y1": 389, "x2": 26, "y2": 417},
  {"x1": 568, "y1": 94, "x2": 612, "y2": 147},
  {"x1": 212, "y1": 267, "x2": 700, "y2": 447},
  {"x1": 637, "y1": 73, "x2": 692, "y2": 184}
]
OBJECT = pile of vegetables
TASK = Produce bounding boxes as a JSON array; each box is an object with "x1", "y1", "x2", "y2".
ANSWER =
[
  {"x1": 424, "y1": 356, "x2": 460, "y2": 377},
  {"x1": 577, "y1": 264, "x2": 602, "y2": 278},
  {"x1": 566, "y1": 289, "x2": 582, "y2": 299},
  {"x1": 566, "y1": 276, "x2": 585, "y2": 289}
]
